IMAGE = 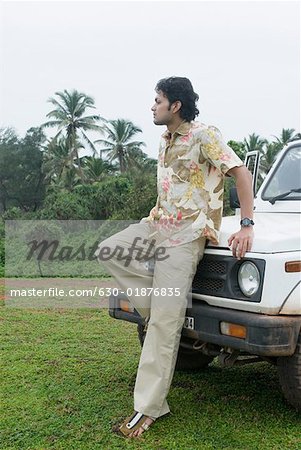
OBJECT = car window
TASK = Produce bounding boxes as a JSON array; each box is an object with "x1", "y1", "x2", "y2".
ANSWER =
[{"x1": 262, "y1": 145, "x2": 301, "y2": 200}]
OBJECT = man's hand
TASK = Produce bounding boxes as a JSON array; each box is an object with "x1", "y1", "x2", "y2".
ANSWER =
[{"x1": 228, "y1": 227, "x2": 254, "y2": 260}]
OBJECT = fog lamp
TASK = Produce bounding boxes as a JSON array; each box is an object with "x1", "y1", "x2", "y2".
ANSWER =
[{"x1": 220, "y1": 322, "x2": 247, "y2": 339}]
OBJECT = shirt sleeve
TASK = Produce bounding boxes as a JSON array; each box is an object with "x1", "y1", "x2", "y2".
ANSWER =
[{"x1": 200, "y1": 125, "x2": 244, "y2": 176}]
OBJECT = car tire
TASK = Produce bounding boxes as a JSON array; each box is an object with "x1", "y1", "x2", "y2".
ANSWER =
[
  {"x1": 277, "y1": 331, "x2": 301, "y2": 411},
  {"x1": 137, "y1": 323, "x2": 214, "y2": 371}
]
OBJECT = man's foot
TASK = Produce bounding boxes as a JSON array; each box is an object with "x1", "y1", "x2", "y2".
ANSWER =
[
  {"x1": 128, "y1": 416, "x2": 155, "y2": 438},
  {"x1": 118, "y1": 411, "x2": 156, "y2": 438}
]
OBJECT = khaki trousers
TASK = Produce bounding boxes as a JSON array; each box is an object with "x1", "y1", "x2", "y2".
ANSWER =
[{"x1": 95, "y1": 222, "x2": 206, "y2": 418}]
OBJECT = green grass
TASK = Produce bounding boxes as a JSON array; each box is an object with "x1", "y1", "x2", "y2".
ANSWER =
[{"x1": 0, "y1": 304, "x2": 300, "y2": 450}]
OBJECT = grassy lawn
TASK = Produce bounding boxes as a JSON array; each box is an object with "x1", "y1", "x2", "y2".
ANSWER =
[{"x1": 1, "y1": 291, "x2": 300, "y2": 449}]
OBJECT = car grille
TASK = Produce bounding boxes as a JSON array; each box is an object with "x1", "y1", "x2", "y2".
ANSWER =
[
  {"x1": 192, "y1": 256, "x2": 226, "y2": 294},
  {"x1": 193, "y1": 277, "x2": 224, "y2": 292},
  {"x1": 202, "y1": 259, "x2": 227, "y2": 274}
]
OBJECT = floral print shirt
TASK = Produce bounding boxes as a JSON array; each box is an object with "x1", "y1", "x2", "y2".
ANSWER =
[{"x1": 143, "y1": 121, "x2": 243, "y2": 247}]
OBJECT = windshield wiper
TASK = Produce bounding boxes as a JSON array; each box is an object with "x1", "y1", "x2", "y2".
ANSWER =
[{"x1": 269, "y1": 188, "x2": 301, "y2": 204}]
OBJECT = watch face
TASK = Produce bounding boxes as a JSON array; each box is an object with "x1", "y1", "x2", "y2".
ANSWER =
[{"x1": 241, "y1": 218, "x2": 253, "y2": 226}]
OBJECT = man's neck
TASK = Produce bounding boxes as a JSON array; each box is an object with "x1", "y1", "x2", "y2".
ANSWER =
[{"x1": 167, "y1": 118, "x2": 187, "y2": 135}]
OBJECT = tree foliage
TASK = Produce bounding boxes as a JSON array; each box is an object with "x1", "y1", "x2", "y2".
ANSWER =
[
  {"x1": 81, "y1": 156, "x2": 117, "y2": 183},
  {"x1": 0, "y1": 127, "x2": 46, "y2": 212},
  {"x1": 1, "y1": 88, "x2": 299, "y2": 232},
  {"x1": 41, "y1": 89, "x2": 104, "y2": 182},
  {"x1": 95, "y1": 119, "x2": 146, "y2": 173}
]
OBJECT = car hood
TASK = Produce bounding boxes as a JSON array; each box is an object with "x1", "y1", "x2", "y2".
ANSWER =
[{"x1": 209, "y1": 213, "x2": 301, "y2": 253}]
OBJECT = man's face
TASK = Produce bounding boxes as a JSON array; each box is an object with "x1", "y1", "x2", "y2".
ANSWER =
[{"x1": 151, "y1": 90, "x2": 173, "y2": 126}]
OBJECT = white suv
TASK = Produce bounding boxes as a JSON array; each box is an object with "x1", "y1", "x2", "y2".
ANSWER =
[{"x1": 109, "y1": 139, "x2": 301, "y2": 411}]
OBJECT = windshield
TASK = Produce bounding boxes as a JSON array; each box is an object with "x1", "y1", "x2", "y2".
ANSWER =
[{"x1": 262, "y1": 144, "x2": 301, "y2": 201}]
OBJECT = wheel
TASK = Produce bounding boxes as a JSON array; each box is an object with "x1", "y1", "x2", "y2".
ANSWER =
[
  {"x1": 137, "y1": 324, "x2": 214, "y2": 371},
  {"x1": 277, "y1": 331, "x2": 301, "y2": 411}
]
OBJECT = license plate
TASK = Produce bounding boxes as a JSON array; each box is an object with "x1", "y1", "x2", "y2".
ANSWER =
[{"x1": 184, "y1": 316, "x2": 194, "y2": 330}]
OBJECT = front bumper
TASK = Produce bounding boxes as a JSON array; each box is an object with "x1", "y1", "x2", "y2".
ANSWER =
[{"x1": 109, "y1": 294, "x2": 301, "y2": 357}]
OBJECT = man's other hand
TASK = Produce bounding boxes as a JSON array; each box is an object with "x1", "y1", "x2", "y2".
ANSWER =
[{"x1": 228, "y1": 227, "x2": 254, "y2": 260}]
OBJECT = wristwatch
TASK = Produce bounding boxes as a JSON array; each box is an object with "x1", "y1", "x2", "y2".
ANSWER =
[{"x1": 240, "y1": 218, "x2": 255, "y2": 227}]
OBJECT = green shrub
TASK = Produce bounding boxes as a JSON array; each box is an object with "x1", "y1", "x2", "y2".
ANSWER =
[{"x1": 37, "y1": 191, "x2": 93, "y2": 220}]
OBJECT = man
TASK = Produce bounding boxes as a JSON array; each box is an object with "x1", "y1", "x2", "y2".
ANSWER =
[{"x1": 95, "y1": 77, "x2": 254, "y2": 438}]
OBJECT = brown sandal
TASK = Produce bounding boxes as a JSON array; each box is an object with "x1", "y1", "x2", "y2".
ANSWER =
[{"x1": 119, "y1": 411, "x2": 156, "y2": 437}]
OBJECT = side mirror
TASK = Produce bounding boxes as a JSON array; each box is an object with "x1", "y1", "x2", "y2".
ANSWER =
[
  {"x1": 244, "y1": 151, "x2": 261, "y2": 196},
  {"x1": 230, "y1": 187, "x2": 240, "y2": 209}
]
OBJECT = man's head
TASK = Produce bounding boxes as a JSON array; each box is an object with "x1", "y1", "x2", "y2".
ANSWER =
[{"x1": 151, "y1": 77, "x2": 199, "y2": 127}]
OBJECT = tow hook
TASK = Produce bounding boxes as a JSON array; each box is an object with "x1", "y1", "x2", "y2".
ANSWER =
[
  {"x1": 191, "y1": 340, "x2": 221, "y2": 356},
  {"x1": 218, "y1": 350, "x2": 240, "y2": 367},
  {"x1": 219, "y1": 350, "x2": 264, "y2": 367},
  {"x1": 193, "y1": 340, "x2": 207, "y2": 351}
]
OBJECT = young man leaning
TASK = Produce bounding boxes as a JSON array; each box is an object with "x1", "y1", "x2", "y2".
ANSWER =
[{"x1": 95, "y1": 76, "x2": 254, "y2": 438}]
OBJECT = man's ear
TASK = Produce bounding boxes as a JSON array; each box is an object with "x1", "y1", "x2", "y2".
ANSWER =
[{"x1": 172, "y1": 100, "x2": 182, "y2": 114}]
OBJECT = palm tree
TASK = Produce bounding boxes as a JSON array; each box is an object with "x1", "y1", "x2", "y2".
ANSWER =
[
  {"x1": 61, "y1": 166, "x2": 82, "y2": 192},
  {"x1": 124, "y1": 147, "x2": 157, "y2": 175},
  {"x1": 243, "y1": 133, "x2": 267, "y2": 153},
  {"x1": 259, "y1": 142, "x2": 280, "y2": 176},
  {"x1": 43, "y1": 138, "x2": 72, "y2": 183},
  {"x1": 95, "y1": 119, "x2": 146, "y2": 173},
  {"x1": 41, "y1": 89, "x2": 104, "y2": 174},
  {"x1": 272, "y1": 128, "x2": 297, "y2": 147},
  {"x1": 82, "y1": 156, "x2": 117, "y2": 183},
  {"x1": 42, "y1": 137, "x2": 83, "y2": 190}
]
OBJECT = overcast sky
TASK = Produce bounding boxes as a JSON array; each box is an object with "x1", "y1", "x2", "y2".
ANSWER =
[{"x1": 0, "y1": 1, "x2": 300, "y2": 158}]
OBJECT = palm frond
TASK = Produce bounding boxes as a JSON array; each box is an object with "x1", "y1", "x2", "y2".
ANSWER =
[
  {"x1": 80, "y1": 130, "x2": 98, "y2": 156},
  {"x1": 47, "y1": 97, "x2": 68, "y2": 115},
  {"x1": 45, "y1": 109, "x2": 69, "y2": 121},
  {"x1": 41, "y1": 120, "x2": 63, "y2": 129},
  {"x1": 126, "y1": 140, "x2": 146, "y2": 148},
  {"x1": 94, "y1": 138, "x2": 114, "y2": 147}
]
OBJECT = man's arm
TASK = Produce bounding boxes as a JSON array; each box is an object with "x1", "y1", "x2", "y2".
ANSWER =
[{"x1": 226, "y1": 165, "x2": 254, "y2": 260}]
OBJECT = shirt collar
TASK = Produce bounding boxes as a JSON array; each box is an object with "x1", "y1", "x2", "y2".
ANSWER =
[{"x1": 162, "y1": 121, "x2": 192, "y2": 140}]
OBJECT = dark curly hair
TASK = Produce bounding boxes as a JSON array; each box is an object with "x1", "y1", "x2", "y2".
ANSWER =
[{"x1": 155, "y1": 77, "x2": 199, "y2": 122}]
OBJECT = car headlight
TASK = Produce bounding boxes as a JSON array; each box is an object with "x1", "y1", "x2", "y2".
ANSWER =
[{"x1": 238, "y1": 262, "x2": 260, "y2": 297}]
